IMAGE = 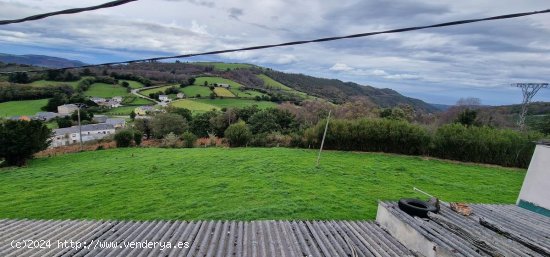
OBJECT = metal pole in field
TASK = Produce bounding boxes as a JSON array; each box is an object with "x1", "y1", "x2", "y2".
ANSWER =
[
  {"x1": 316, "y1": 110, "x2": 331, "y2": 167},
  {"x1": 77, "y1": 106, "x2": 83, "y2": 151}
]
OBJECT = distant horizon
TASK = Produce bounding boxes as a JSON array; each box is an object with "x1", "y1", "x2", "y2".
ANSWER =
[{"x1": 2, "y1": 44, "x2": 550, "y2": 106}]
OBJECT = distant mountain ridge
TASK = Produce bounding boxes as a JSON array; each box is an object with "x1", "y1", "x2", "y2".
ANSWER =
[
  {"x1": 0, "y1": 53, "x2": 87, "y2": 68},
  {"x1": 263, "y1": 69, "x2": 439, "y2": 112}
]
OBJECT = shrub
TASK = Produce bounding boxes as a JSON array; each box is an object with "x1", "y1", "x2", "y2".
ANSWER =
[
  {"x1": 151, "y1": 113, "x2": 188, "y2": 139},
  {"x1": 114, "y1": 129, "x2": 134, "y2": 147},
  {"x1": 431, "y1": 124, "x2": 542, "y2": 168},
  {"x1": 224, "y1": 121, "x2": 251, "y2": 147},
  {"x1": 309, "y1": 118, "x2": 431, "y2": 155},
  {"x1": 182, "y1": 131, "x2": 197, "y2": 148},
  {"x1": 133, "y1": 131, "x2": 142, "y2": 146},
  {"x1": 0, "y1": 120, "x2": 51, "y2": 166},
  {"x1": 161, "y1": 132, "x2": 179, "y2": 148}
]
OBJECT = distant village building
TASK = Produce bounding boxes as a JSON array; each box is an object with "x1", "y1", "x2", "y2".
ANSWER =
[
  {"x1": 134, "y1": 106, "x2": 155, "y2": 116},
  {"x1": 89, "y1": 97, "x2": 106, "y2": 104},
  {"x1": 8, "y1": 116, "x2": 31, "y2": 121},
  {"x1": 216, "y1": 83, "x2": 230, "y2": 88},
  {"x1": 34, "y1": 112, "x2": 60, "y2": 121},
  {"x1": 98, "y1": 100, "x2": 121, "y2": 108},
  {"x1": 57, "y1": 104, "x2": 79, "y2": 115},
  {"x1": 106, "y1": 118, "x2": 126, "y2": 128},
  {"x1": 159, "y1": 95, "x2": 170, "y2": 102},
  {"x1": 50, "y1": 123, "x2": 115, "y2": 148},
  {"x1": 112, "y1": 96, "x2": 123, "y2": 102},
  {"x1": 92, "y1": 115, "x2": 108, "y2": 123},
  {"x1": 176, "y1": 93, "x2": 185, "y2": 99}
]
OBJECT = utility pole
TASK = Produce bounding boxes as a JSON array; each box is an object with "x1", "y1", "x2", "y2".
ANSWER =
[
  {"x1": 511, "y1": 83, "x2": 548, "y2": 131},
  {"x1": 75, "y1": 103, "x2": 87, "y2": 151},
  {"x1": 316, "y1": 110, "x2": 331, "y2": 167}
]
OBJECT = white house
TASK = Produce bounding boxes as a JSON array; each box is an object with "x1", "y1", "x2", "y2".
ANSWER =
[
  {"x1": 216, "y1": 83, "x2": 230, "y2": 88},
  {"x1": 134, "y1": 106, "x2": 155, "y2": 116},
  {"x1": 112, "y1": 96, "x2": 123, "y2": 102},
  {"x1": 176, "y1": 93, "x2": 185, "y2": 99},
  {"x1": 159, "y1": 95, "x2": 170, "y2": 102},
  {"x1": 50, "y1": 123, "x2": 115, "y2": 147},
  {"x1": 98, "y1": 100, "x2": 121, "y2": 108},
  {"x1": 106, "y1": 118, "x2": 126, "y2": 128},
  {"x1": 57, "y1": 104, "x2": 79, "y2": 115}
]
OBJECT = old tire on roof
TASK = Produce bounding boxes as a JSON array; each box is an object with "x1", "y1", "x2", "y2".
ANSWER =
[{"x1": 398, "y1": 198, "x2": 438, "y2": 218}]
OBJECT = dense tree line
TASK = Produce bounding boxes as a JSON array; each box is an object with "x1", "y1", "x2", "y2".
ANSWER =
[{"x1": 0, "y1": 83, "x2": 74, "y2": 102}]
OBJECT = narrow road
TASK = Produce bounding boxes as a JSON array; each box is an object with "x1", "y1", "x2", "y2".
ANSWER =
[{"x1": 131, "y1": 87, "x2": 160, "y2": 104}]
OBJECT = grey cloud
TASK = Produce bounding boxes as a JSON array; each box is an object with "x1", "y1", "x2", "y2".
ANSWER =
[
  {"x1": 228, "y1": 8, "x2": 244, "y2": 20},
  {"x1": 163, "y1": 0, "x2": 215, "y2": 8}
]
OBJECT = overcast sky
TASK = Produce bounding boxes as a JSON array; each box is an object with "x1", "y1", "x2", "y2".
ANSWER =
[{"x1": 1, "y1": 0, "x2": 550, "y2": 105}]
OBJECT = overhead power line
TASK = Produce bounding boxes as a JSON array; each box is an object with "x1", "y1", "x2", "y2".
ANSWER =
[
  {"x1": 0, "y1": 0, "x2": 137, "y2": 25},
  {"x1": 2, "y1": 8, "x2": 550, "y2": 74}
]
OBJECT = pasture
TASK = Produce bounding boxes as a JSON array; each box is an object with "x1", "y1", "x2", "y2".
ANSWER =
[
  {"x1": 180, "y1": 85, "x2": 212, "y2": 97},
  {"x1": 170, "y1": 99, "x2": 219, "y2": 112},
  {"x1": 0, "y1": 99, "x2": 49, "y2": 117},
  {"x1": 213, "y1": 87, "x2": 235, "y2": 97},
  {"x1": 84, "y1": 83, "x2": 129, "y2": 98}
]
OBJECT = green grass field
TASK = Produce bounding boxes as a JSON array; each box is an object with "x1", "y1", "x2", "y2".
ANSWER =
[
  {"x1": 0, "y1": 99, "x2": 49, "y2": 117},
  {"x1": 121, "y1": 80, "x2": 144, "y2": 89},
  {"x1": 170, "y1": 99, "x2": 219, "y2": 112},
  {"x1": 194, "y1": 99, "x2": 277, "y2": 109},
  {"x1": 181, "y1": 85, "x2": 212, "y2": 97},
  {"x1": 256, "y1": 74, "x2": 308, "y2": 98},
  {"x1": 194, "y1": 62, "x2": 254, "y2": 71},
  {"x1": 194, "y1": 77, "x2": 244, "y2": 89},
  {"x1": 29, "y1": 77, "x2": 92, "y2": 89},
  {"x1": 121, "y1": 96, "x2": 154, "y2": 106},
  {"x1": 257, "y1": 74, "x2": 292, "y2": 90},
  {"x1": 213, "y1": 87, "x2": 235, "y2": 97},
  {"x1": 103, "y1": 106, "x2": 139, "y2": 115},
  {"x1": 84, "y1": 83, "x2": 129, "y2": 98},
  {"x1": 139, "y1": 85, "x2": 175, "y2": 96},
  {"x1": 0, "y1": 148, "x2": 524, "y2": 220},
  {"x1": 233, "y1": 89, "x2": 266, "y2": 99}
]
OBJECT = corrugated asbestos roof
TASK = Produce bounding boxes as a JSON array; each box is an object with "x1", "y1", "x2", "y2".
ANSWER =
[
  {"x1": 379, "y1": 202, "x2": 550, "y2": 257},
  {"x1": 0, "y1": 219, "x2": 413, "y2": 257}
]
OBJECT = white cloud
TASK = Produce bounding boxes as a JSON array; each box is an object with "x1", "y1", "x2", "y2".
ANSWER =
[{"x1": 329, "y1": 63, "x2": 354, "y2": 71}]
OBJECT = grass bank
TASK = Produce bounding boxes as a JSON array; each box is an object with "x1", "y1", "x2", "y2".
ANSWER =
[{"x1": 0, "y1": 148, "x2": 524, "y2": 221}]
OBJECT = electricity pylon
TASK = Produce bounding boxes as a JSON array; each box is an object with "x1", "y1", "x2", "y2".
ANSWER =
[{"x1": 511, "y1": 83, "x2": 548, "y2": 131}]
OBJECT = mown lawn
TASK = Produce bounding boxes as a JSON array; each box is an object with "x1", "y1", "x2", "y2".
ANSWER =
[
  {"x1": 0, "y1": 98, "x2": 49, "y2": 117},
  {"x1": 84, "y1": 83, "x2": 129, "y2": 98},
  {"x1": 0, "y1": 148, "x2": 525, "y2": 221}
]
